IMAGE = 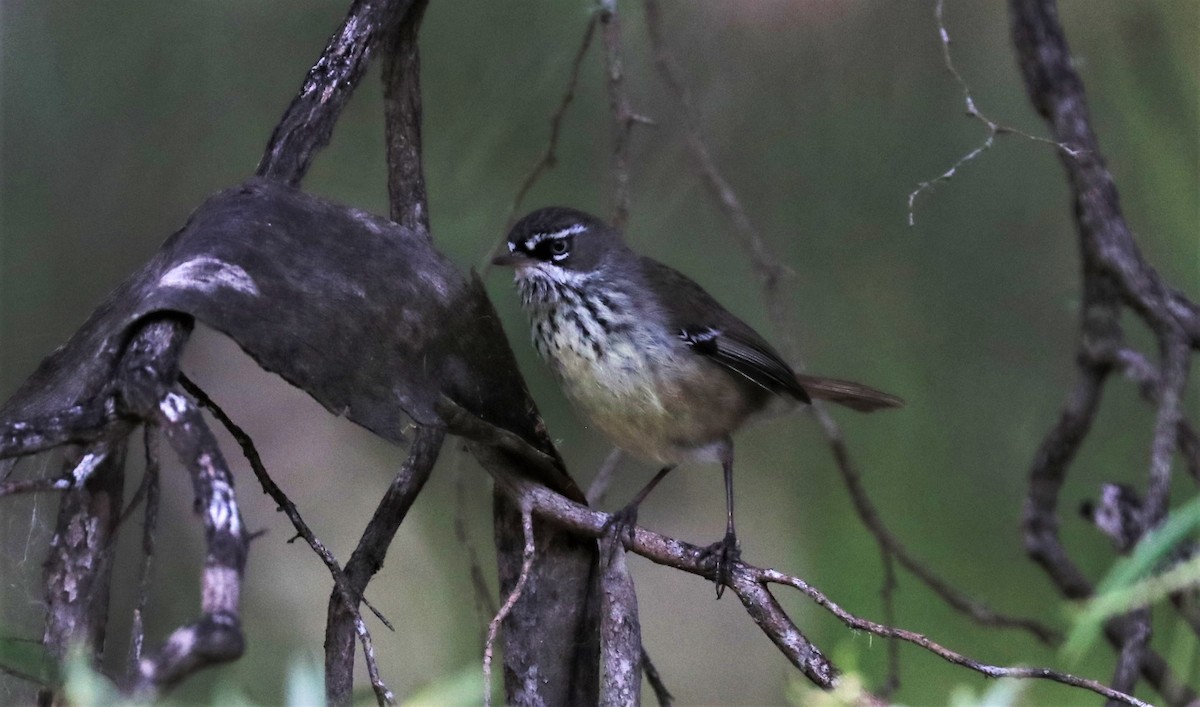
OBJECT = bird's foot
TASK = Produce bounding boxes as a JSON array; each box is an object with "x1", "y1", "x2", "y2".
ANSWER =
[
  {"x1": 602, "y1": 503, "x2": 639, "y2": 552},
  {"x1": 700, "y1": 531, "x2": 741, "y2": 599}
]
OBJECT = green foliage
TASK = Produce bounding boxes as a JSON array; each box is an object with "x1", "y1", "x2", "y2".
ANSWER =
[
  {"x1": 786, "y1": 671, "x2": 873, "y2": 707},
  {"x1": 54, "y1": 651, "x2": 326, "y2": 707},
  {"x1": 61, "y1": 647, "x2": 122, "y2": 707},
  {"x1": 400, "y1": 664, "x2": 487, "y2": 706},
  {"x1": 947, "y1": 678, "x2": 1029, "y2": 707},
  {"x1": 284, "y1": 655, "x2": 325, "y2": 707},
  {"x1": 1064, "y1": 494, "x2": 1200, "y2": 662},
  {"x1": 0, "y1": 636, "x2": 55, "y2": 689}
]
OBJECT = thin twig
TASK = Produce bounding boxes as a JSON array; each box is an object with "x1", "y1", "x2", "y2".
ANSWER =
[
  {"x1": 586, "y1": 447, "x2": 624, "y2": 506},
  {"x1": 1010, "y1": 1, "x2": 1199, "y2": 703},
  {"x1": 759, "y1": 568, "x2": 1149, "y2": 707},
  {"x1": 483, "y1": 503, "x2": 536, "y2": 707},
  {"x1": 482, "y1": 463, "x2": 1147, "y2": 705},
  {"x1": 326, "y1": 424, "x2": 444, "y2": 706},
  {"x1": 641, "y1": 647, "x2": 673, "y2": 706},
  {"x1": 599, "y1": 0, "x2": 643, "y2": 230},
  {"x1": 878, "y1": 550, "x2": 901, "y2": 697},
  {"x1": 480, "y1": 16, "x2": 599, "y2": 274},
  {"x1": 642, "y1": 0, "x2": 1060, "y2": 648},
  {"x1": 178, "y1": 375, "x2": 395, "y2": 705},
  {"x1": 0, "y1": 476, "x2": 71, "y2": 497},
  {"x1": 907, "y1": 0, "x2": 1081, "y2": 226},
  {"x1": 116, "y1": 431, "x2": 157, "y2": 527},
  {"x1": 453, "y1": 456, "x2": 499, "y2": 624},
  {"x1": 125, "y1": 427, "x2": 161, "y2": 681}
]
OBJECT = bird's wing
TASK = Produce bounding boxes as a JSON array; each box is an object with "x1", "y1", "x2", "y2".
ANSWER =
[{"x1": 640, "y1": 257, "x2": 811, "y2": 403}]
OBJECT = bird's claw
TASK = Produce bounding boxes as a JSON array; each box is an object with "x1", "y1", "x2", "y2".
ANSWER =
[
  {"x1": 602, "y1": 504, "x2": 639, "y2": 554},
  {"x1": 700, "y1": 531, "x2": 741, "y2": 598}
]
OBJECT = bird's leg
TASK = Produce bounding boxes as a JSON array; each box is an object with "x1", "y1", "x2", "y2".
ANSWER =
[
  {"x1": 700, "y1": 442, "x2": 740, "y2": 598},
  {"x1": 604, "y1": 465, "x2": 675, "y2": 549}
]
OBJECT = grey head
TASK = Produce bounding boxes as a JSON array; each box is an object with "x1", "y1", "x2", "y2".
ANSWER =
[{"x1": 493, "y1": 207, "x2": 628, "y2": 274}]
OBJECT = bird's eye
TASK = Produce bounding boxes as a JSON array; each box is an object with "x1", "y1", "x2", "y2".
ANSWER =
[{"x1": 550, "y1": 239, "x2": 569, "y2": 256}]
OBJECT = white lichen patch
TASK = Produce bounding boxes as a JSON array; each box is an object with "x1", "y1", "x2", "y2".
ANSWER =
[
  {"x1": 159, "y1": 392, "x2": 189, "y2": 423},
  {"x1": 71, "y1": 453, "x2": 103, "y2": 486},
  {"x1": 159, "y1": 257, "x2": 260, "y2": 296},
  {"x1": 200, "y1": 456, "x2": 241, "y2": 535}
]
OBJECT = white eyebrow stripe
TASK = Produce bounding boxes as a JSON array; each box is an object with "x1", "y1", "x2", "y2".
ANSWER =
[{"x1": 523, "y1": 223, "x2": 587, "y2": 251}]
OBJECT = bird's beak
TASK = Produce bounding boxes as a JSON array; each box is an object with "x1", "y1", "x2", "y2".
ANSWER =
[{"x1": 491, "y1": 252, "x2": 528, "y2": 267}]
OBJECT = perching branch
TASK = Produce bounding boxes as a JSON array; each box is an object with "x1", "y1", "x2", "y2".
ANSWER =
[{"x1": 441, "y1": 396, "x2": 1147, "y2": 705}]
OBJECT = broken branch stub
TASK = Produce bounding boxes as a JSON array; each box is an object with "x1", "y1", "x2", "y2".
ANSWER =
[{"x1": 0, "y1": 178, "x2": 584, "y2": 503}]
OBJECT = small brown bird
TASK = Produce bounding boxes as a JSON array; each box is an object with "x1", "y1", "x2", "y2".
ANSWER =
[{"x1": 494, "y1": 207, "x2": 902, "y2": 594}]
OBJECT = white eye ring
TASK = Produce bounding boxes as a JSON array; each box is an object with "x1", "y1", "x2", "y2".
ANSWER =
[{"x1": 550, "y1": 239, "x2": 569, "y2": 256}]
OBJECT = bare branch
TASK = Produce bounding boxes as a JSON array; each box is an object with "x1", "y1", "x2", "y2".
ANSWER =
[
  {"x1": 1107, "y1": 610, "x2": 1150, "y2": 707},
  {"x1": 483, "y1": 503, "x2": 536, "y2": 707},
  {"x1": 453, "y1": 459, "x2": 499, "y2": 623},
  {"x1": 729, "y1": 575, "x2": 836, "y2": 688},
  {"x1": 759, "y1": 569, "x2": 1148, "y2": 706},
  {"x1": 0, "y1": 475, "x2": 71, "y2": 498},
  {"x1": 448, "y1": 402, "x2": 1148, "y2": 705},
  {"x1": 1, "y1": 400, "x2": 126, "y2": 461},
  {"x1": 586, "y1": 446, "x2": 623, "y2": 506},
  {"x1": 480, "y1": 14, "x2": 599, "y2": 274},
  {"x1": 177, "y1": 375, "x2": 398, "y2": 706},
  {"x1": 599, "y1": 0, "x2": 640, "y2": 230},
  {"x1": 133, "y1": 388, "x2": 247, "y2": 695},
  {"x1": 599, "y1": 536, "x2": 642, "y2": 706},
  {"x1": 641, "y1": 648, "x2": 673, "y2": 706},
  {"x1": 1144, "y1": 338, "x2": 1190, "y2": 527},
  {"x1": 326, "y1": 424, "x2": 444, "y2": 707},
  {"x1": 41, "y1": 440, "x2": 127, "y2": 679},
  {"x1": 878, "y1": 550, "x2": 901, "y2": 697},
  {"x1": 643, "y1": 0, "x2": 1058, "y2": 648},
  {"x1": 907, "y1": 0, "x2": 1082, "y2": 226},
  {"x1": 1102, "y1": 347, "x2": 1200, "y2": 484},
  {"x1": 257, "y1": 0, "x2": 415, "y2": 185},
  {"x1": 382, "y1": 0, "x2": 430, "y2": 236},
  {"x1": 1009, "y1": 0, "x2": 1200, "y2": 702}
]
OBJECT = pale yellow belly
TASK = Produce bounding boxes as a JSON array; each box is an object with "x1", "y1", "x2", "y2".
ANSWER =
[{"x1": 552, "y1": 339, "x2": 753, "y2": 465}]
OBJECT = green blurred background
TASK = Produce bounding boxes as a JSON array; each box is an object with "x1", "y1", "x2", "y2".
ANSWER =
[{"x1": 1, "y1": 1, "x2": 1196, "y2": 704}]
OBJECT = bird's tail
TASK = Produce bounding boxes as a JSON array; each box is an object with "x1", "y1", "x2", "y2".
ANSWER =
[{"x1": 795, "y1": 374, "x2": 904, "y2": 413}]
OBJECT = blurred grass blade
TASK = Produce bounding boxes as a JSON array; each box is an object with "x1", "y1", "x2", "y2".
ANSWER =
[{"x1": 1064, "y1": 494, "x2": 1200, "y2": 661}]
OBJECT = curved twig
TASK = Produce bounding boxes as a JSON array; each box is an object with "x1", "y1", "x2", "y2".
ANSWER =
[
  {"x1": 444, "y1": 396, "x2": 1148, "y2": 706},
  {"x1": 641, "y1": 0, "x2": 1059, "y2": 648},
  {"x1": 482, "y1": 502, "x2": 536, "y2": 707}
]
